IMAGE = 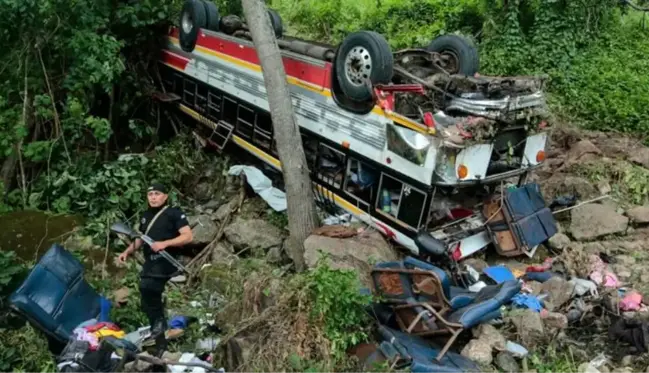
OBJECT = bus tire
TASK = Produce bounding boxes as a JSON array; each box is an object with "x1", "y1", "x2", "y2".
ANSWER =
[
  {"x1": 335, "y1": 31, "x2": 394, "y2": 102},
  {"x1": 179, "y1": 0, "x2": 207, "y2": 53},
  {"x1": 267, "y1": 9, "x2": 284, "y2": 38},
  {"x1": 426, "y1": 34, "x2": 479, "y2": 76},
  {"x1": 202, "y1": 0, "x2": 220, "y2": 32}
]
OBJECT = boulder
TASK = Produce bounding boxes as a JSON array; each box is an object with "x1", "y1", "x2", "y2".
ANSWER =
[
  {"x1": 563, "y1": 140, "x2": 602, "y2": 168},
  {"x1": 541, "y1": 175, "x2": 598, "y2": 203},
  {"x1": 303, "y1": 230, "x2": 398, "y2": 286},
  {"x1": 214, "y1": 199, "x2": 239, "y2": 222},
  {"x1": 472, "y1": 324, "x2": 506, "y2": 350},
  {"x1": 570, "y1": 204, "x2": 628, "y2": 241},
  {"x1": 266, "y1": 245, "x2": 286, "y2": 264},
  {"x1": 541, "y1": 277, "x2": 575, "y2": 311},
  {"x1": 224, "y1": 217, "x2": 284, "y2": 250},
  {"x1": 211, "y1": 242, "x2": 235, "y2": 264},
  {"x1": 629, "y1": 147, "x2": 649, "y2": 169},
  {"x1": 460, "y1": 339, "x2": 493, "y2": 365},
  {"x1": 627, "y1": 206, "x2": 649, "y2": 224},
  {"x1": 188, "y1": 215, "x2": 219, "y2": 245},
  {"x1": 542, "y1": 311, "x2": 568, "y2": 329},
  {"x1": 496, "y1": 352, "x2": 520, "y2": 373},
  {"x1": 509, "y1": 309, "x2": 544, "y2": 348},
  {"x1": 547, "y1": 233, "x2": 571, "y2": 250}
]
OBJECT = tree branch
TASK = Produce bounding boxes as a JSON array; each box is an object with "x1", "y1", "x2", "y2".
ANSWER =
[{"x1": 37, "y1": 46, "x2": 72, "y2": 164}]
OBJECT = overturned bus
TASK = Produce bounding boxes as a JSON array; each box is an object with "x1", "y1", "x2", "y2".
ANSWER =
[{"x1": 155, "y1": 0, "x2": 557, "y2": 262}]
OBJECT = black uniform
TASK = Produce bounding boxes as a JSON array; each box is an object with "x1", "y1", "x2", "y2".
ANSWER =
[{"x1": 138, "y1": 204, "x2": 189, "y2": 329}]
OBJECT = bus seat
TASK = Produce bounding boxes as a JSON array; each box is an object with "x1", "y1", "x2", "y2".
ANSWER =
[
  {"x1": 413, "y1": 232, "x2": 447, "y2": 258},
  {"x1": 9, "y1": 244, "x2": 102, "y2": 345}
]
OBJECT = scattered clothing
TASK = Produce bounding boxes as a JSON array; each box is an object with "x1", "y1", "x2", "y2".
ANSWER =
[
  {"x1": 589, "y1": 255, "x2": 619, "y2": 288},
  {"x1": 569, "y1": 278, "x2": 599, "y2": 297},
  {"x1": 608, "y1": 317, "x2": 649, "y2": 353},
  {"x1": 511, "y1": 293, "x2": 543, "y2": 312},
  {"x1": 620, "y1": 291, "x2": 643, "y2": 311},
  {"x1": 483, "y1": 266, "x2": 516, "y2": 284},
  {"x1": 526, "y1": 258, "x2": 554, "y2": 273},
  {"x1": 523, "y1": 271, "x2": 559, "y2": 283}
]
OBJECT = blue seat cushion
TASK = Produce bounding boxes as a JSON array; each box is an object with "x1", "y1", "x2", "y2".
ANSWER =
[
  {"x1": 9, "y1": 244, "x2": 102, "y2": 343},
  {"x1": 445, "y1": 280, "x2": 521, "y2": 328},
  {"x1": 503, "y1": 183, "x2": 558, "y2": 248},
  {"x1": 376, "y1": 326, "x2": 481, "y2": 372}
]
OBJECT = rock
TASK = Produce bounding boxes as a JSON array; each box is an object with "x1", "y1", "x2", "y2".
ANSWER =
[
  {"x1": 629, "y1": 147, "x2": 649, "y2": 169},
  {"x1": 621, "y1": 355, "x2": 633, "y2": 367},
  {"x1": 640, "y1": 273, "x2": 649, "y2": 283},
  {"x1": 614, "y1": 368, "x2": 634, "y2": 373},
  {"x1": 598, "y1": 181, "x2": 612, "y2": 195},
  {"x1": 583, "y1": 242, "x2": 607, "y2": 254},
  {"x1": 202, "y1": 199, "x2": 222, "y2": 210},
  {"x1": 563, "y1": 140, "x2": 602, "y2": 168},
  {"x1": 125, "y1": 352, "x2": 154, "y2": 371},
  {"x1": 188, "y1": 215, "x2": 219, "y2": 245},
  {"x1": 548, "y1": 233, "x2": 571, "y2": 250},
  {"x1": 627, "y1": 206, "x2": 649, "y2": 224},
  {"x1": 211, "y1": 242, "x2": 235, "y2": 264},
  {"x1": 570, "y1": 204, "x2": 629, "y2": 241},
  {"x1": 509, "y1": 309, "x2": 544, "y2": 348},
  {"x1": 214, "y1": 199, "x2": 238, "y2": 222},
  {"x1": 541, "y1": 277, "x2": 575, "y2": 310},
  {"x1": 578, "y1": 363, "x2": 601, "y2": 373},
  {"x1": 615, "y1": 255, "x2": 636, "y2": 266},
  {"x1": 495, "y1": 351, "x2": 520, "y2": 373},
  {"x1": 542, "y1": 311, "x2": 568, "y2": 329},
  {"x1": 613, "y1": 265, "x2": 632, "y2": 281},
  {"x1": 460, "y1": 338, "x2": 493, "y2": 365},
  {"x1": 303, "y1": 230, "x2": 398, "y2": 286},
  {"x1": 266, "y1": 246, "x2": 285, "y2": 264},
  {"x1": 224, "y1": 217, "x2": 284, "y2": 250},
  {"x1": 542, "y1": 175, "x2": 598, "y2": 203},
  {"x1": 193, "y1": 182, "x2": 215, "y2": 201},
  {"x1": 472, "y1": 324, "x2": 506, "y2": 351}
]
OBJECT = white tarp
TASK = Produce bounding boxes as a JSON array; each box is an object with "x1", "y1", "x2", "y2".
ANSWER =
[{"x1": 227, "y1": 165, "x2": 287, "y2": 212}]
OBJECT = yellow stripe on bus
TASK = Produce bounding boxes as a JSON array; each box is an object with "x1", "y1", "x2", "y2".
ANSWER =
[
  {"x1": 166, "y1": 37, "x2": 431, "y2": 136},
  {"x1": 178, "y1": 103, "x2": 366, "y2": 216}
]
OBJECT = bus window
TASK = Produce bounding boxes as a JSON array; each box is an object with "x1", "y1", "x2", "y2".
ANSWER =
[
  {"x1": 256, "y1": 111, "x2": 273, "y2": 134},
  {"x1": 397, "y1": 184, "x2": 427, "y2": 228},
  {"x1": 386, "y1": 123, "x2": 430, "y2": 166},
  {"x1": 207, "y1": 92, "x2": 221, "y2": 120},
  {"x1": 237, "y1": 104, "x2": 255, "y2": 140},
  {"x1": 183, "y1": 79, "x2": 196, "y2": 106},
  {"x1": 173, "y1": 73, "x2": 183, "y2": 96},
  {"x1": 376, "y1": 173, "x2": 426, "y2": 229},
  {"x1": 316, "y1": 143, "x2": 345, "y2": 189},
  {"x1": 196, "y1": 84, "x2": 208, "y2": 112},
  {"x1": 253, "y1": 111, "x2": 273, "y2": 151},
  {"x1": 301, "y1": 134, "x2": 318, "y2": 171},
  {"x1": 222, "y1": 97, "x2": 238, "y2": 127},
  {"x1": 344, "y1": 158, "x2": 377, "y2": 204}
]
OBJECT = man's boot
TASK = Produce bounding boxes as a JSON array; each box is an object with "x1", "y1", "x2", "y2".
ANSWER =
[{"x1": 151, "y1": 318, "x2": 168, "y2": 357}]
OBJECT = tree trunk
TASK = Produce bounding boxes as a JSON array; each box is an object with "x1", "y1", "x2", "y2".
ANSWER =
[{"x1": 240, "y1": 0, "x2": 319, "y2": 272}]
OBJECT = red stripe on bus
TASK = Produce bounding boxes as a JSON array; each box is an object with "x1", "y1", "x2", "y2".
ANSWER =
[
  {"x1": 170, "y1": 27, "x2": 332, "y2": 89},
  {"x1": 162, "y1": 50, "x2": 190, "y2": 70}
]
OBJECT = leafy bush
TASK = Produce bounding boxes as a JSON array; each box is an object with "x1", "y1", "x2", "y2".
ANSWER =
[
  {"x1": 0, "y1": 251, "x2": 26, "y2": 297},
  {"x1": 306, "y1": 260, "x2": 372, "y2": 358}
]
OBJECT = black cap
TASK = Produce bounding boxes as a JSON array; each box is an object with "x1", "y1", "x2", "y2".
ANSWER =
[{"x1": 147, "y1": 182, "x2": 168, "y2": 194}]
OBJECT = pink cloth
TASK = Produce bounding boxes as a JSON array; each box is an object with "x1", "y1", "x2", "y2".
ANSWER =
[
  {"x1": 620, "y1": 291, "x2": 643, "y2": 311},
  {"x1": 589, "y1": 255, "x2": 619, "y2": 288}
]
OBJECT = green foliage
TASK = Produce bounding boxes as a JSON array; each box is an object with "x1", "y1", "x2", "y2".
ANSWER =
[
  {"x1": 26, "y1": 134, "x2": 205, "y2": 239},
  {"x1": 0, "y1": 251, "x2": 26, "y2": 297},
  {"x1": 571, "y1": 160, "x2": 649, "y2": 206},
  {"x1": 306, "y1": 258, "x2": 372, "y2": 359},
  {"x1": 0, "y1": 325, "x2": 55, "y2": 372}
]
